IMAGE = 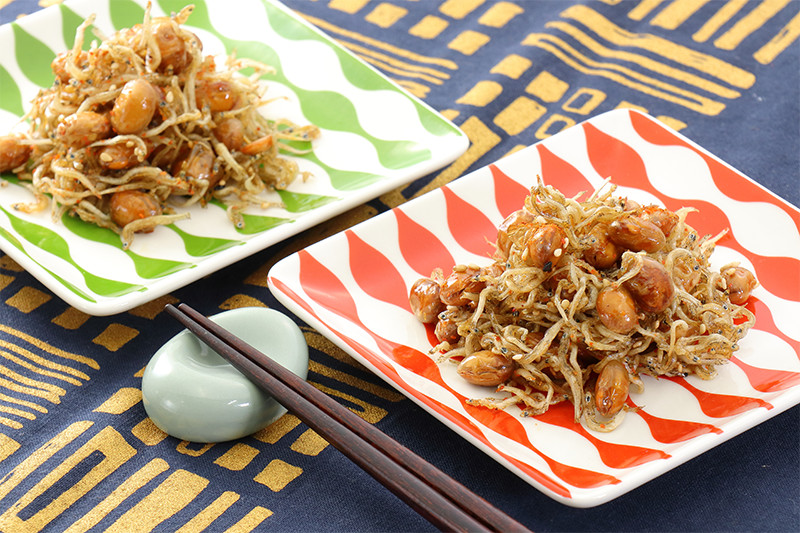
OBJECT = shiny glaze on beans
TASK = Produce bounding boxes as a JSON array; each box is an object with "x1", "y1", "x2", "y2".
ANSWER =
[
  {"x1": 0, "y1": 136, "x2": 31, "y2": 172},
  {"x1": 434, "y1": 317, "x2": 459, "y2": 344},
  {"x1": 240, "y1": 135, "x2": 275, "y2": 156},
  {"x1": 722, "y1": 266, "x2": 758, "y2": 305},
  {"x1": 96, "y1": 142, "x2": 150, "y2": 170},
  {"x1": 213, "y1": 117, "x2": 245, "y2": 151},
  {"x1": 110, "y1": 79, "x2": 160, "y2": 134},
  {"x1": 440, "y1": 267, "x2": 484, "y2": 306},
  {"x1": 408, "y1": 278, "x2": 445, "y2": 324},
  {"x1": 594, "y1": 359, "x2": 629, "y2": 418},
  {"x1": 109, "y1": 190, "x2": 161, "y2": 230},
  {"x1": 673, "y1": 255, "x2": 702, "y2": 292},
  {"x1": 172, "y1": 144, "x2": 218, "y2": 187},
  {"x1": 623, "y1": 256, "x2": 674, "y2": 313},
  {"x1": 56, "y1": 112, "x2": 111, "y2": 148},
  {"x1": 196, "y1": 80, "x2": 237, "y2": 112},
  {"x1": 153, "y1": 21, "x2": 192, "y2": 73},
  {"x1": 457, "y1": 350, "x2": 514, "y2": 387},
  {"x1": 583, "y1": 223, "x2": 619, "y2": 269},
  {"x1": 637, "y1": 205, "x2": 678, "y2": 237},
  {"x1": 526, "y1": 223, "x2": 567, "y2": 271},
  {"x1": 596, "y1": 285, "x2": 639, "y2": 334},
  {"x1": 495, "y1": 209, "x2": 535, "y2": 259},
  {"x1": 608, "y1": 215, "x2": 666, "y2": 253}
]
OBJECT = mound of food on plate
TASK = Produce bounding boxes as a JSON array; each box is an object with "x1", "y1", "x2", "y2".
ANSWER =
[
  {"x1": 408, "y1": 178, "x2": 757, "y2": 431},
  {"x1": 0, "y1": 3, "x2": 318, "y2": 248}
]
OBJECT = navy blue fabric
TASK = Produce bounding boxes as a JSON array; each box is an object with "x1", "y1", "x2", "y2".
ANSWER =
[{"x1": 0, "y1": 1, "x2": 798, "y2": 531}]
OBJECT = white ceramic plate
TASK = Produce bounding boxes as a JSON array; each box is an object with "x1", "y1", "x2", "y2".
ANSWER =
[
  {"x1": 0, "y1": 0, "x2": 467, "y2": 315},
  {"x1": 268, "y1": 109, "x2": 800, "y2": 507}
]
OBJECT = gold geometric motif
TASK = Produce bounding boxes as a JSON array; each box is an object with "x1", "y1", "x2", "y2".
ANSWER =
[
  {"x1": 526, "y1": 70, "x2": 570, "y2": 102},
  {"x1": 714, "y1": 0, "x2": 792, "y2": 50},
  {"x1": 92, "y1": 323, "x2": 138, "y2": 352},
  {"x1": 0, "y1": 432, "x2": 21, "y2": 462},
  {"x1": 131, "y1": 417, "x2": 168, "y2": 446},
  {"x1": 0, "y1": 426, "x2": 135, "y2": 533},
  {"x1": 5, "y1": 286, "x2": 51, "y2": 313},
  {"x1": 214, "y1": 443, "x2": 260, "y2": 471},
  {"x1": 64, "y1": 458, "x2": 171, "y2": 533},
  {"x1": 0, "y1": 273, "x2": 13, "y2": 291},
  {"x1": 226, "y1": 506, "x2": 274, "y2": 530},
  {"x1": 51, "y1": 308, "x2": 90, "y2": 330},
  {"x1": 693, "y1": 0, "x2": 749, "y2": 43},
  {"x1": 440, "y1": 0, "x2": 486, "y2": 20},
  {"x1": 456, "y1": 80, "x2": 503, "y2": 106},
  {"x1": 409, "y1": 15, "x2": 449, "y2": 39},
  {"x1": 559, "y1": 5, "x2": 755, "y2": 89},
  {"x1": 94, "y1": 387, "x2": 142, "y2": 414},
  {"x1": 754, "y1": 9, "x2": 800, "y2": 64},
  {"x1": 174, "y1": 491, "x2": 240, "y2": 533},
  {"x1": 562, "y1": 87, "x2": 607, "y2": 115},
  {"x1": 309, "y1": 359, "x2": 404, "y2": 403},
  {"x1": 651, "y1": 0, "x2": 713, "y2": 30},
  {"x1": 104, "y1": 469, "x2": 209, "y2": 532},
  {"x1": 219, "y1": 294, "x2": 268, "y2": 310},
  {"x1": 448, "y1": 29, "x2": 490, "y2": 55},
  {"x1": 0, "y1": 255, "x2": 22, "y2": 271},
  {"x1": 176, "y1": 441, "x2": 214, "y2": 457},
  {"x1": 289, "y1": 428, "x2": 329, "y2": 456},
  {"x1": 628, "y1": 0, "x2": 668, "y2": 21},
  {"x1": 253, "y1": 459, "x2": 303, "y2": 492},
  {"x1": 311, "y1": 381, "x2": 388, "y2": 425},
  {"x1": 491, "y1": 54, "x2": 532, "y2": 79},
  {"x1": 225, "y1": 506, "x2": 273, "y2": 533},
  {"x1": 128, "y1": 294, "x2": 179, "y2": 319},
  {"x1": 365, "y1": 2, "x2": 408, "y2": 28},
  {"x1": 494, "y1": 96, "x2": 547, "y2": 136},
  {"x1": 478, "y1": 1, "x2": 524, "y2": 27},
  {"x1": 329, "y1": 0, "x2": 370, "y2": 15},
  {"x1": 251, "y1": 413, "x2": 302, "y2": 444}
]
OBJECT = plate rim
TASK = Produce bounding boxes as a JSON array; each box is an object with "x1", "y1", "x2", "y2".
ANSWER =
[
  {"x1": 267, "y1": 107, "x2": 800, "y2": 507},
  {"x1": 0, "y1": 0, "x2": 469, "y2": 315}
]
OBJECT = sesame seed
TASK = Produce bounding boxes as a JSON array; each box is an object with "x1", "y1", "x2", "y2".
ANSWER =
[{"x1": 99, "y1": 152, "x2": 113, "y2": 162}]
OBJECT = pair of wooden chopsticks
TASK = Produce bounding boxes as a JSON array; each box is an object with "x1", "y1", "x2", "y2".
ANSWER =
[{"x1": 166, "y1": 303, "x2": 531, "y2": 532}]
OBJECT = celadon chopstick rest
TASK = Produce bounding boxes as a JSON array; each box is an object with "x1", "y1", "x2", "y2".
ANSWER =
[{"x1": 142, "y1": 307, "x2": 309, "y2": 442}]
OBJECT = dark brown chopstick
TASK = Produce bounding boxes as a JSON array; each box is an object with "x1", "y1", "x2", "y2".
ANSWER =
[{"x1": 166, "y1": 303, "x2": 531, "y2": 533}]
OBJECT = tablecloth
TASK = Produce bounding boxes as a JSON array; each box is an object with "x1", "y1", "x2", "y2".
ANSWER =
[{"x1": 0, "y1": 0, "x2": 798, "y2": 531}]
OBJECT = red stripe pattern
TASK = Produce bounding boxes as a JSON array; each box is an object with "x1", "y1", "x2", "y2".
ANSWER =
[{"x1": 269, "y1": 110, "x2": 800, "y2": 507}]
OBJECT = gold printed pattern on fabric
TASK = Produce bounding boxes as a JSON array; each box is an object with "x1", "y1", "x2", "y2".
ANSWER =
[
  {"x1": 254, "y1": 459, "x2": 303, "y2": 491},
  {"x1": 104, "y1": 469, "x2": 209, "y2": 532},
  {"x1": 214, "y1": 443, "x2": 261, "y2": 471},
  {"x1": 51, "y1": 308, "x2": 91, "y2": 330},
  {"x1": 93, "y1": 388, "x2": 142, "y2": 414},
  {"x1": 289, "y1": 429, "x2": 329, "y2": 456},
  {"x1": 491, "y1": 54, "x2": 532, "y2": 79},
  {"x1": 173, "y1": 491, "x2": 240, "y2": 533},
  {"x1": 6, "y1": 286, "x2": 51, "y2": 313},
  {"x1": 448, "y1": 29, "x2": 490, "y2": 54},
  {"x1": 366, "y1": 3, "x2": 408, "y2": 28},
  {"x1": 64, "y1": 459, "x2": 171, "y2": 533},
  {"x1": 131, "y1": 417, "x2": 168, "y2": 446},
  {"x1": 409, "y1": 15, "x2": 450, "y2": 39},
  {"x1": 92, "y1": 324, "x2": 139, "y2": 352},
  {"x1": 479, "y1": 1, "x2": 524, "y2": 27},
  {"x1": 0, "y1": 426, "x2": 134, "y2": 532}
]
